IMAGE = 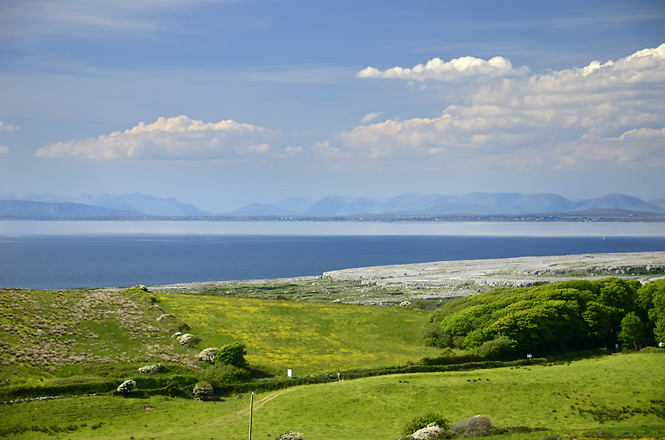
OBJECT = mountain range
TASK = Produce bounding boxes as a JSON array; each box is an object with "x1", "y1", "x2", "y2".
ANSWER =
[
  {"x1": 0, "y1": 193, "x2": 212, "y2": 218},
  {"x1": 229, "y1": 192, "x2": 665, "y2": 217},
  {"x1": 1, "y1": 192, "x2": 664, "y2": 219}
]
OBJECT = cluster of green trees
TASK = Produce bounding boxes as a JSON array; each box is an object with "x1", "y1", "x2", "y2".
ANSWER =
[{"x1": 427, "y1": 277, "x2": 665, "y2": 356}]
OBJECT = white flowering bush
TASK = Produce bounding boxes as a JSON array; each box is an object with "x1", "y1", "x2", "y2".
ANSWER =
[
  {"x1": 117, "y1": 379, "x2": 137, "y2": 393},
  {"x1": 275, "y1": 431, "x2": 306, "y2": 440},
  {"x1": 198, "y1": 347, "x2": 219, "y2": 364},
  {"x1": 192, "y1": 381, "x2": 213, "y2": 398},
  {"x1": 411, "y1": 423, "x2": 443, "y2": 440},
  {"x1": 177, "y1": 333, "x2": 201, "y2": 347},
  {"x1": 400, "y1": 301, "x2": 412, "y2": 307},
  {"x1": 138, "y1": 364, "x2": 162, "y2": 373}
]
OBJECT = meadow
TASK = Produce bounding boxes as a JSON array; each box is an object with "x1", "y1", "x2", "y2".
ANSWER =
[
  {"x1": 0, "y1": 352, "x2": 663, "y2": 440},
  {"x1": 156, "y1": 294, "x2": 442, "y2": 375},
  {"x1": 2, "y1": 277, "x2": 665, "y2": 440}
]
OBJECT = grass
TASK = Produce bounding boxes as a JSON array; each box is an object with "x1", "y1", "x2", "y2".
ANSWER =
[
  {"x1": 156, "y1": 294, "x2": 442, "y2": 375},
  {"x1": 1, "y1": 352, "x2": 663, "y2": 440}
]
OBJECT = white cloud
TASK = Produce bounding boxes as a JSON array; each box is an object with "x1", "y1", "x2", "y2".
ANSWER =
[
  {"x1": 35, "y1": 116, "x2": 277, "y2": 160},
  {"x1": 0, "y1": 146, "x2": 9, "y2": 154},
  {"x1": 357, "y1": 55, "x2": 529, "y2": 82},
  {"x1": 0, "y1": 122, "x2": 19, "y2": 131},
  {"x1": 360, "y1": 112, "x2": 383, "y2": 124},
  {"x1": 339, "y1": 44, "x2": 665, "y2": 170}
]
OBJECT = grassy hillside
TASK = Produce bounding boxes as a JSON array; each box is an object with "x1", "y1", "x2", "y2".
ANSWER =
[
  {"x1": 1, "y1": 352, "x2": 663, "y2": 439},
  {"x1": 0, "y1": 288, "x2": 194, "y2": 387},
  {"x1": 156, "y1": 294, "x2": 442, "y2": 375}
]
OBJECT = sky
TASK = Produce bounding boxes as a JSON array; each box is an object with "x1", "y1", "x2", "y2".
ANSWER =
[{"x1": 1, "y1": 0, "x2": 664, "y2": 213}]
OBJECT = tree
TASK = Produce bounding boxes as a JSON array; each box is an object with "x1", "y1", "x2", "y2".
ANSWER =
[
  {"x1": 618, "y1": 312, "x2": 645, "y2": 350},
  {"x1": 215, "y1": 342, "x2": 248, "y2": 369}
]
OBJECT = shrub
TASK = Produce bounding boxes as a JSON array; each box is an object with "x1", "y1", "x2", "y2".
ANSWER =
[
  {"x1": 177, "y1": 333, "x2": 201, "y2": 347},
  {"x1": 275, "y1": 431, "x2": 306, "y2": 440},
  {"x1": 403, "y1": 413, "x2": 450, "y2": 436},
  {"x1": 192, "y1": 381, "x2": 213, "y2": 398},
  {"x1": 117, "y1": 379, "x2": 136, "y2": 393},
  {"x1": 449, "y1": 415, "x2": 495, "y2": 437},
  {"x1": 202, "y1": 363, "x2": 251, "y2": 384},
  {"x1": 215, "y1": 342, "x2": 248, "y2": 369},
  {"x1": 138, "y1": 364, "x2": 162, "y2": 374},
  {"x1": 198, "y1": 347, "x2": 219, "y2": 364},
  {"x1": 476, "y1": 337, "x2": 517, "y2": 360},
  {"x1": 424, "y1": 324, "x2": 452, "y2": 348}
]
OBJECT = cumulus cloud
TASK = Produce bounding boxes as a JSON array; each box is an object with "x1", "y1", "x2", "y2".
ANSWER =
[
  {"x1": 35, "y1": 116, "x2": 277, "y2": 160},
  {"x1": 339, "y1": 44, "x2": 665, "y2": 170},
  {"x1": 0, "y1": 122, "x2": 19, "y2": 131},
  {"x1": 0, "y1": 146, "x2": 9, "y2": 154},
  {"x1": 357, "y1": 55, "x2": 529, "y2": 81}
]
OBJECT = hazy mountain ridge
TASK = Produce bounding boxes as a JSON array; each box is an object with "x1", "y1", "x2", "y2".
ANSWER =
[
  {"x1": 230, "y1": 192, "x2": 665, "y2": 217},
  {"x1": 0, "y1": 200, "x2": 145, "y2": 218},
  {"x1": 0, "y1": 193, "x2": 212, "y2": 217},
  {"x1": 2, "y1": 192, "x2": 664, "y2": 219}
]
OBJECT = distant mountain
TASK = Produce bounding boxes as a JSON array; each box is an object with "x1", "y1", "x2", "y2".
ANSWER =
[
  {"x1": 572, "y1": 193, "x2": 664, "y2": 213},
  {"x1": 90, "y1": 193, "x2": 213, "y2": 216},
  {"x1": 228, "y1": 192, "x2": 665, "y2": 217},
  {"x1": 650, "y1": 198, "x2": 665, "y2": 210},
  {"x1": 274, "y1": 197, "x2": 315, "y2": 214},
  {"x1": 228, "y1": 203, "x2": 296, "y2": 217},
  {"x1": 4, "y1": 192, "x2": 213, "y2": 217},
  {"x1": 304, "y1": 196, "x2": 382, "y2": 216},
  {"x1": 0, "y1": 200, "x2": 144, "y2": 218}
]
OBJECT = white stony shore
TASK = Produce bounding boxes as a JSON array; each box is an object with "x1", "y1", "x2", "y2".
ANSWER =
[
  {"x1": 323, "y1": 251, "x2": 665, "y2": 294},
  {"x1": 153, "y1": 252, "x2": 665, "y2": 303}
]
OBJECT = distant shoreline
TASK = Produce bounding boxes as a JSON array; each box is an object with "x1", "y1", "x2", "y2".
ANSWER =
[{"x1": 2, "y1": 211, "x2": 665, "y2": 222}]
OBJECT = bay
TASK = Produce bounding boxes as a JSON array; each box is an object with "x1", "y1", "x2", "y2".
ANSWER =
[{"x1": 1, "y1": 220, "x2": 664, "y2": 289}]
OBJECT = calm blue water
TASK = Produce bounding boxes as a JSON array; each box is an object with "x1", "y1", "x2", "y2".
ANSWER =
[{"x1": 1, "y1": 231, "x2": 665, "y2": 289}]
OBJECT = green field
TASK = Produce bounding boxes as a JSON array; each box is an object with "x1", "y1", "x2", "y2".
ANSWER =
[
  {"x1": 157, "y1": 294, "x2": 442, "y2": 375},
  {"x1": 1, "y1": 353, "x2": 663, "y2": 440},
  {"x1": 2, "y1": 284, "x2": 665, "y2": 440}
]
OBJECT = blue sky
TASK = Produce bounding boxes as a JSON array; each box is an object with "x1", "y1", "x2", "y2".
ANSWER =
[{"x1": 1, "y1": 0, "x2": 664, "y2": 213}]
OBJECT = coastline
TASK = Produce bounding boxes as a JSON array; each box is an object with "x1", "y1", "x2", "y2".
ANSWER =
[{"x1": 152, "y1": 251, "x2": 665, "y2": 304}]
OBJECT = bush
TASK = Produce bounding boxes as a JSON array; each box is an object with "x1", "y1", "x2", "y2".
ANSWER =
[
  {"x1": 275, "y1": 431, "x2": 306, "y2": 440},
  {"x1": 198, "y1": 347, "x2": 219, "y2": 364},
  {"x1": 449, "y1": 415, "x2": 495, "y2": 437},
  {"x1": 476, "y1": 337, "x2": 517, "y2": 360},
  {"x1": 202, "y1": 363, "x2": 251, "y2": 384},
  {"x1": 403, "y1": 413, "x2": 450, "y2": 436},
  {"x1": 117, "y1": 380, "x2": 136, "y2": 393},
  {"x1": 215, "y1": 342, "x2": 248, "y2": 369},
  {"x1": 138, "y1": 364, "x2": 162, "y2": 374},
  {"x1": 192, "y1": 381, "x2": 213, "y2": 398},
  {"x1": 177, "y1": 333, "x2": 201, "y2": 347}
]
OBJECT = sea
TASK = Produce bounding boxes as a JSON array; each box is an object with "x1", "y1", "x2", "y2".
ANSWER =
[{"x1": 1, "y1": 220, "x2": 665, "y2": 290}]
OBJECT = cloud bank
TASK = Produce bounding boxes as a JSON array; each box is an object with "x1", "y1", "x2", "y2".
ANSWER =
[
  {"x1": 342, "y1": 44, "x2": 665, "y2": 169},
  {"x1": 35, "y1": 116, "x2": 276, "y2": 160}
]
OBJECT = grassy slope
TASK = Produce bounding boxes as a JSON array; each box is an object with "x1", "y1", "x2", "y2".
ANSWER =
[
  {"x1": 157, "y1": 294, "x2": 441, "y2": 375},
  {"x1": 1, "y1": 353, "x2": 663, "y2": 440},
  {"x1": 0, "y1": 288, "x2": 194, "y2": 387}
]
